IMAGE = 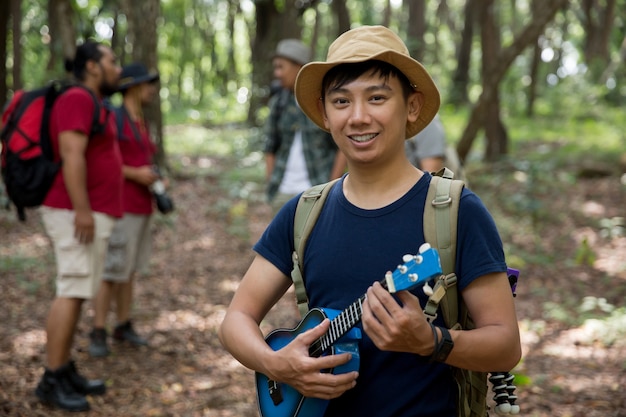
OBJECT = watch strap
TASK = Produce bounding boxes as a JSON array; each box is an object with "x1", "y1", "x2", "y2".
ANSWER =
[{"x1": 430, "y1": 326, "x2": 454, "y2": 363}]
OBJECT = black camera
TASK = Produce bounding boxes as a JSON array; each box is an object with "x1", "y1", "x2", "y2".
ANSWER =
[{"x1": 151, "y1": 167, "x2": 174, "y2": 214}]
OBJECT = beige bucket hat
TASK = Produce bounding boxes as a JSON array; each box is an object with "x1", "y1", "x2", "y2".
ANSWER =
[{"x1": 295, "y1": 25, "x2": 440, "y2": 139}]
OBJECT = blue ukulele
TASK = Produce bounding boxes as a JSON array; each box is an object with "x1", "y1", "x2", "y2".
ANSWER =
[{"x1": 256, "y1": 243, "x2": 443, "y2": 417}]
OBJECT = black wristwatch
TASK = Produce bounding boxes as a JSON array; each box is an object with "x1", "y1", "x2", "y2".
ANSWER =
[{"x1": 432, "y1": 326, "x2": 454, "y2": 363}]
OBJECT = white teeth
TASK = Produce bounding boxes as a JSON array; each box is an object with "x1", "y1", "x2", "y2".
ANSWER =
[{"x1": 351, "y1": 133, "x2": 376, "y2": 142}]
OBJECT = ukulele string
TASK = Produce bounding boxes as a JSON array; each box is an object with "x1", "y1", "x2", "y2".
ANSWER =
[{"x1": 308, "y1": 278, "x2": 388, "y2": 357}]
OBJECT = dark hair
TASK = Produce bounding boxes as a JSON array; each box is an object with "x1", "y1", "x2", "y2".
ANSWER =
[
  {"x1": 64, "y1": 40, "x2": 104, "y2": 81},
  {"x1": 321, "y1": 60, "x2": 414, "y2": 101}
]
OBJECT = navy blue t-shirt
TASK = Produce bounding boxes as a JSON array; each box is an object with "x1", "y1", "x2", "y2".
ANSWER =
[{"x1": 254, "y1": 173, "x2": 507, "y2": 417}]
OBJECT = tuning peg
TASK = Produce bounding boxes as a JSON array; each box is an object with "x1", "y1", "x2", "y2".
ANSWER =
[
  {"x1": 418, "y1": 243, "x2": 432, "y2": 253},
  {"x1": 422, "y1": 282, "x2": 433, "y2": 296}
]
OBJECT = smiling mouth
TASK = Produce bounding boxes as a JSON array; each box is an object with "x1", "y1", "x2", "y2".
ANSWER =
[{"x1": 350, "y1": 133, "x2": 377, "y2": 143}]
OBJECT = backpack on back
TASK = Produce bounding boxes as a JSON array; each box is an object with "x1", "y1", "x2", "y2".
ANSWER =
[
  {"x1": 0, "y1": 82, "x2": 102, "y2": 221},
  {"x1": 290, "y1": 169, "x2": 519, "y2": 417}
]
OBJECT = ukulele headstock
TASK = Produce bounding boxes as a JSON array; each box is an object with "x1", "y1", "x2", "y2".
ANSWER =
[{"x1": 385, "y1": 244, "x2": 442, "y2": 293}]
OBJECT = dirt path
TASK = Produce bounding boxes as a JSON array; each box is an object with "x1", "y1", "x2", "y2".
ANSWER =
[{"x1": 1, "y1": 167, "x2": 625, "y2": 416}]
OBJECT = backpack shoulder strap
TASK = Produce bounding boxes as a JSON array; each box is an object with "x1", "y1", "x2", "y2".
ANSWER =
[
  {"x1": 72, "y1": 84, "x2": 106, "y2": 138},
  {"x1": 423, "y1": 167, "x2": 465, "y2": 328},
  {"x1": 291, "y1": 178, "x2": 340, "y2": 316},
  {"x1": 114, "y1": 106, "x2": 125, "y2": 140}
]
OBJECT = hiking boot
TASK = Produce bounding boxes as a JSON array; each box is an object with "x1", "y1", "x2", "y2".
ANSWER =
[
  {"x1": 35, "y1": 365, "x2": 90, "y2": 412},
  {"x1": 67, "y1": 360, "x2": 106, "y2": 396},
  {"x1": 113, "y1": 320, "x2": 148, "y2": 346},
  {"x1": 89, "y1": 328, "x2": 110, "y2": 357}
]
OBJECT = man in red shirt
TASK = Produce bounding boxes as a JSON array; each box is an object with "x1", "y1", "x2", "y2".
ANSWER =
[{"x1": 35, "y1": 40, "x2": 122, "y2": 412}]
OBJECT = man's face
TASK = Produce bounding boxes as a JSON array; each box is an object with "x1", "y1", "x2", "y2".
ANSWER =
[
  {"x1": 96, "y1": 46, "x2": 121, "y2": 97},
  {"x1": 321, "y1": 70, "x2": 421, "y2": 166},
  {"x1": 272, "y1": 57, "x2": 301, "y2": 92}
]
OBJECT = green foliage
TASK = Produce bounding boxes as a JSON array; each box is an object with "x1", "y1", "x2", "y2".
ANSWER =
[
  {"x1": 574, "y1": 237, "x2": 596, "y2": 266},
  {"x1": 8, "y1": 0, "x2": 626, "y2": 136},
  {"x1": 598, "y1": 217, "x2": 625, "y2": 239},
  {"x1": 540, "y1": 296, "x2": 626, "y2": 348},
  {"x1": 578, "y1": 298, "x2": 626, "y2": 347},
  {"x1": 0, "y1": 256, "x2": 46, "y2": 293}
]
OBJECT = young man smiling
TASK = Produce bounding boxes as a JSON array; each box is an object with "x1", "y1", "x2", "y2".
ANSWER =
[{"x1": 220, "y1": 26, "x2": 521, "y2": 417}]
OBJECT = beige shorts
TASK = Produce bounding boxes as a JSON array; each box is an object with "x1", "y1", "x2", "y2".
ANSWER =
[
  {"x1": 103, "y1": 213, "x2": 152, "y2": 282},
  {"x1": 40, "y1": 207, "x2": 116, "y2": 299}
]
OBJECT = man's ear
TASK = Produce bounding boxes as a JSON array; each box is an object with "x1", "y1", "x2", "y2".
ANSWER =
[
  {"x1": 317, "y1": 98, "x2": 330, "y2": 129},
  {"x1": 85, "y1": 59, "x2": 100, "y2": 78},
  {"x1": 407, "y1": 91, "x2": 424, "y2": 123}
]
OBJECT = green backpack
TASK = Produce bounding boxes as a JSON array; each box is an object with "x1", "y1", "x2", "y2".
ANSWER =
[{"x1": 290, "y1": 169, "x2": 517, "y2": 417}]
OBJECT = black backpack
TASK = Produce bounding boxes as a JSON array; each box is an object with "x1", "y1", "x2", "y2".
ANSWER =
[{"x1": 0, "y1": 81, "x2": 104, "y2": 221}]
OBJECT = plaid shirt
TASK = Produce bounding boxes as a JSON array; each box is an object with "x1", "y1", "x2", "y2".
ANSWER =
[{"x1": 264, "y1": 89, "x2": 338, "y2": 201}]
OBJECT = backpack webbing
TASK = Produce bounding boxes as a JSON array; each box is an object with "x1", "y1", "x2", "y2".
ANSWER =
[
  {"x1": 422, "y1": 167, "x2": 464, "y2": 327},
  {"x1": 421, "y1": 168, "x2": 489, "y2": 417},
  {"x1": 290, "y1": 169, "x2": 489, "y2": 417},
  {"x1": 291, "y1": 178, "x2": 340, "y2": 317}
]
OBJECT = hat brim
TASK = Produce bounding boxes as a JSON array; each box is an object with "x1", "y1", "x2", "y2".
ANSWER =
[
  {"x1": 119, "y1": 72, "x2": 160, "y2": 91},
  {"x1": 295, "y1": 50, "x2": 440, "y2": 139}
]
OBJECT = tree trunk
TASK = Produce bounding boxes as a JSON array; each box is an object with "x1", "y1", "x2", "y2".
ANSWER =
[
  {"x1": 0, "y1": 0, "x2": 10, "y2": 103},
  {"x1": 248, "y1": 1, "x2": 281, "y2": 125},
  {"x1": 525, "y1": 0, "x2": 543, "y2": 117},
  {"x1": 525, "y1": 39, "x2": 540, "y2": 117},
  {"x1": 107, "y1": 0, "x2": 126, "y2": 64},
  {"x1": 450, "y1": 0, "x2": 477, "y2": 106},
  {"x1": 332, "y1": 0, "x2": 351, "y2": 36},
  {"x1": 407, "y1": 0, "x2": 426, "y2": 61},
  {"x1": 247, "y1": 0, "x2": 306, "y2": 125},
  {"x1": 47, "y1": 0, "x2": 76, "y2": 78},
  {"x1": 382, "y1": 0, "x2": 392, "y2": 28},
  {"x1": 581, "y1": 0, "x2": 616, "y2": 80},
  {"x1": 121, "y1": 0, "x2": 165, "y2": 168},
  {"x1": 480, "y1": 0, "x2": 507, "y2": 161},
  {"x1": 456, "y1": 0, "x2": 569, "y2": 162},
  {"x1": 10, "y1": 0, "x2": 22, "y2": 89}
]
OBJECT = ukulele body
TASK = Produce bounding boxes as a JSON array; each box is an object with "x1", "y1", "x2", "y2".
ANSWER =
[{"x1": 256, "y1": 307, "x2": 361, "y2": 417}]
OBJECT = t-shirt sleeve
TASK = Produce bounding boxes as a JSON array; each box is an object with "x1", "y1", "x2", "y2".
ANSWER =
[
  {"x1": 253, "y1": 194, "x2": 301, "y2": 277},
  {"x1": 455, "y1": 189, "x2": 508, "y2": 290},
  {"x1": 53, "y1": 88, "x2": 97, "y2": 137}
]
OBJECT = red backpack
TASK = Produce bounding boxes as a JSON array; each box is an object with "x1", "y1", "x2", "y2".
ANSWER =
[{"x1": 0, "y1": 82, "x2": 103, "y2": 221}]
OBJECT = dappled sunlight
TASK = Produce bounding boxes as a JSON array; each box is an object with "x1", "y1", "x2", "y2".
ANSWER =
[
  {"x1": 219, "y1": 277, "x2": 240, "y2": 293},
  {"x1": 10, "y1": 329, "x2": 46, "y2": 359},
  {"x1": 518, "y1": 322, "x2": 542, "y2": 359},
  {"x1": 594, "y1": 236, "x2": 626, "y2": 277},
  {"x1": 153, "y1": 307, "x2": 225, "y2": 333},
  {"x1": 182, "y1": 233, "x2": 216, "y2": 251},
  {"x1": 198, "y1": 157, "x2": 213, "y2": 169},
  {"x1": 0, "y1": 231, "x2": 49, "y2": 257},
  {"x1": 543, "y1": 327, "x2": 613, "y2": 359},
  {"x1": 581, "y1": 200, "x2": 607, "y2": 217}
]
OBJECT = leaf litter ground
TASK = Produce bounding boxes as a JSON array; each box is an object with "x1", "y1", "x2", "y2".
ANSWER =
[{"x1": 1, "y1": 157, "x2": 625, "y2": 417}]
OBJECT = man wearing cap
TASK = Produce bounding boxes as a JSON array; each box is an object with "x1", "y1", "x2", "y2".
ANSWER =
[
  {"x1": 36, "y1": 41, "x2": 122, "y2": 412},
  {"x1": 89, "y1": 62, "x2": 162, "y2": 357},
  {"x1": 219, "y1": 26, "x2": 520, "y2": 417},
  {"x1": 264, "y1": 38, "x2": 346, "y2": 212}
]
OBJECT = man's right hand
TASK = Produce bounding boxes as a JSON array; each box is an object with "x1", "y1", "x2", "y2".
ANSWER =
[
  {"x1": 74, "y1": 210, "x2": 95, "y2": 244},
  {"x1": 267, "y1": 319, "x2": 359, "y2": 400}
]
